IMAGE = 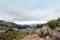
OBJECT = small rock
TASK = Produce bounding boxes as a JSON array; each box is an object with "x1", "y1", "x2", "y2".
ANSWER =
[
  {"x1": 40, "y1": 38, "x2": 45, "y2": 40},
  {"x1": 45, "y1": 36, "x2": 52, "y2": 40}
]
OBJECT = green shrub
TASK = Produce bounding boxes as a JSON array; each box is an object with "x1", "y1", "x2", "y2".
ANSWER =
[
  {"x1": 36, "y1": 24, "x2": 44, "y2": 28},
  {"x1": 47, "y1": 20, "x2": 59, "y2": 29}
]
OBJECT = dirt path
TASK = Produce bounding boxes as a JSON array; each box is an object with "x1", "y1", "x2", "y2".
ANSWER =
[{"x1": 22, "y1": 34, "x2": 45, "y2": 40}]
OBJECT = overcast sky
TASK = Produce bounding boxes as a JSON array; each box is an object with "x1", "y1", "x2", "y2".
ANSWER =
[{"x1": 0, "y1": 0, "x2": 60, "y2": 22}]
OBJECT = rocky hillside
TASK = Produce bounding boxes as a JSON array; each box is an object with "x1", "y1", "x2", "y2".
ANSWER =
[
  {"x1": 22, "y1": 26, "x2": 60, "y2": 40},
  {"x1": 0, "y1": 18, "x2": 60, "y2": 40},
  {"x1": 0, "y1": 20, "x2": 32, "y2": 31}
]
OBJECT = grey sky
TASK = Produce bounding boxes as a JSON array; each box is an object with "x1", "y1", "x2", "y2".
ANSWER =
[{"x1": 0, "y1": 0, "x2": 60, "y2": 22}]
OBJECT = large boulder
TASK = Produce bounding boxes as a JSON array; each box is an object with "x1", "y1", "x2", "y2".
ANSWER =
[
  {"x1": 39, "y1": 26, "x2": 60, "y2": 40},
  {"x1": 39, "y1": 26, "x2": 52, "y2": 38}
]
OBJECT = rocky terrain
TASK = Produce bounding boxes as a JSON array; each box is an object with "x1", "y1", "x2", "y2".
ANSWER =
[
  {"x1": 22, "y1": 26, "x2": 60, "y2": 40},
  {"x1": 0, "y1": 18, "x2": 60, "y2": 40}
]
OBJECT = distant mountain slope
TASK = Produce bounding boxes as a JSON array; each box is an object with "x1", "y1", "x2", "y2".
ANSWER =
[
  {"x1": 0, "y1": 20, "x2": 32, "y2": 29},
  {"x1": 0, "y1": 20, "x2": 47, "y2": 29}
]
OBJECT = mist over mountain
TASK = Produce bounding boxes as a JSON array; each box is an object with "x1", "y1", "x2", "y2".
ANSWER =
[
  {"x1": 0, "y1": 20, "x2": 48, "y2": 29},
  {"x1": 14, "y1": 21, "x2": 47, "y2": 29}
]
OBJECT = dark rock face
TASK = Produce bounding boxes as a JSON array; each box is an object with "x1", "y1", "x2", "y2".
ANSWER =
[
  {"x1": 55, "y1": 27, "x2": 60, "y2": 32},
  {"x1": 0, "y1": 26, "x2": 9, "y2": 33}
]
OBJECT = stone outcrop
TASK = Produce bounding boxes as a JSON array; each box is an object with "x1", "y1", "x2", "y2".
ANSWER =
[
  {"x1": 39, "y1": 26, "x2": 60, "y2": 40},
  {"x1": 39, "y1": 26, "x2": 52, "y2": 38}
]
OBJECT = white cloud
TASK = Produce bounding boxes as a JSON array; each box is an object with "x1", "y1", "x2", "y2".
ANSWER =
[
  {"x1": 0, "y1": 0, "x2": 60, "y2": 22},
  {"x1": 14, "y1": 21, "x2": 47, "y2": 25},
  {"x1": 0, "y1": 7, "x2": 59, "y2": 22},
  {"x1": 0, "y1": 16, "x2": 14, "y2": 22}
]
